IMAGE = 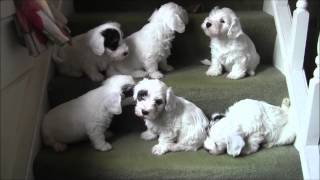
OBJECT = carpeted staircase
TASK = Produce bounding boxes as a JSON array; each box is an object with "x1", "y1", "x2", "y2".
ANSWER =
[{"x1": 33, "y1": 0, "x2": 303, "y2": 179}]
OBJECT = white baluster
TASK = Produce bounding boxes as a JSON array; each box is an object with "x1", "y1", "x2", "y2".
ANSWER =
[
  {"x1": 287, "y1": 0, "x2": 309, "y2": 149},
  {"x1": 314, "y1": 34, "x2": 320, "y2": 78}
]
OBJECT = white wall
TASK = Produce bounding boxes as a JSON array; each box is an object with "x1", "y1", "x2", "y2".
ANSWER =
[{"x1": 0, "y1": 1, "x2": 51, "y2": 179}]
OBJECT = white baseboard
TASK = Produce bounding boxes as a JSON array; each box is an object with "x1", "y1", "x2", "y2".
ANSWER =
[{"x1": 25, "y1": 49, "x2": 52, "y2": 180}]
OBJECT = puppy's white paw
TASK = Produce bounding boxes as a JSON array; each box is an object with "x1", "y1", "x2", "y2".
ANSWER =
[
  {"x1": 141, "y1": 130, "x2": 157, "y2": 141},
  {"x1": 53, "y1": 142, "x2": 67, "y2": 152},
  {"x1": 162, "y1": 65, "x2": 174, "y2": 72},
  {"x1": 149, "y1": 71, "x2": 164, "y2": 79},
  {"x1": 226, "y1": 72, "x2": 245, "y2": 80},
  {"x1": 248, "y1": 70, "x2": 255, "y2": 76},
  {"x1": 206, "y1": 68, "x2": 222, "y2": 76},
  {"x1": 201, "y1": 59, "x2": 211, "y2": 66},
  {"x1": 88, "y1": 73, "x2": 105, "y2": 82},
  {"x1": 132, "y1": 70, "x2": 148, "y2": 78},
  {"x1": 94, "y1": 142, "x2": 112, "y2": 151},
  {"x1": 152, "y1": 144, "x2": 168, "y2": 156}
]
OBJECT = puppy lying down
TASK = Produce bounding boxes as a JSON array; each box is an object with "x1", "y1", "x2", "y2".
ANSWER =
[
  {"x1": 204, "y1": 98, "x2": 296, "y2": 157},
  {"x1": 42, "y1": 75, "x2": 135, "y2": 152},
  {"x1": 134, "y1": 78, "x2": 209, "y2": 155}
]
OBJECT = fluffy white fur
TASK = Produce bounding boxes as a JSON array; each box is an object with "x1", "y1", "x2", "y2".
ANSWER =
[
  {"x1": 107, "y1": 2, "x2": 188, "y2": 79},
  {"x1": 42, "y1": 75, "x2": 135, "y2": 152},
  {"x1": 201, "y1": 7, "x2": 260, "y2": 79},
  {"x1": 204, "y1": 98, "x2": 296, "y2": 157},
  {"x1": 53, "y1": 22, "x2": 129, "y2": 82},
  {"x1": 134, "y1": 79, "x2": 209, "y2": 155}
]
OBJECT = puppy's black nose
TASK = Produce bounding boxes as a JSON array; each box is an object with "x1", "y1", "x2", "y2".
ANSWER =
[
  {"x1": 142, "y1": 110, "x2": 149, "y2": 115},
  {"x1": 206, "y1": 22, "x2": 212, "y2": 28},
  {"x1": 123, "y1": 51, "x2": 128, "y2": 56}
]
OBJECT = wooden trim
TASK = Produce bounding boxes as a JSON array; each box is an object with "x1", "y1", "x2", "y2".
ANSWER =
[
  {"x1": 0, "y1": 0, "x2": 16, "y2": 19},
  {"x1": 24, "y1": 48, "x2": 52, "y2": 180},
  {"x1": 263, "y1": 0, "x2": 292, "y2": 74}
]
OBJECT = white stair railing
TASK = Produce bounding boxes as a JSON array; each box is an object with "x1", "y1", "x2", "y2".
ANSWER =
[
  {"x1": 299, "y1": 33, "x2": 320, "y2": 180},
  {"x1": 285, "y1": 0, "x2": 319, "y2": 179},
  {"x1": 264, "y1": 0, "x2": 319, "y2": 179}
]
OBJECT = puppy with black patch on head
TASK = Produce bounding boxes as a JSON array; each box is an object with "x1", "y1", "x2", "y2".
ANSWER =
[
  {"x1": 134, "y1": 78, "x2": 209, "y2": 155},
  {"x1": 53, "y1": 22, "x2": 129, "y2": 81},
  {"x1": 41, "y1": 75, "x2": 135, "y2": 152},
  {"x1": 201, "y1": 7, "x2": 260, "y2": 79}
]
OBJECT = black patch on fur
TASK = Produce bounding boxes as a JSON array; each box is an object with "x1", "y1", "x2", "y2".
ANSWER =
[
  {"x1": 101, "y1": 28, "x2": 120, "y2": 51},
  {"x1": 155, "y1": 99, "x2": 163, "y2": 106},
  {"x1": 212, "y1": 114, "x2": 225, "y2": 121},
  {"x1": 137, "y1": 90, "x2": 148, "y2": 101},
  {"x1": 206, "y1": 113, "x2": 225, "y2": 135},
  {"x1": 122, "y1": 84, "x2": 134, "y2": 98}
]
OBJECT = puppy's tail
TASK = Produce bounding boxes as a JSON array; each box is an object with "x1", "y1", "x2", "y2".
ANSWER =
[
  {"x1": 281, "y1": 97, "x2": 290, "y2": 112},
  {"x1": 276, "y1": 97, "x2": 296, "y2": 146},
  {"x1": 201, "y1": 59, "x2": 211, "y2": 66},
  {"x1": 52, "y1": 45, "x2": 64, "y2": 63}
]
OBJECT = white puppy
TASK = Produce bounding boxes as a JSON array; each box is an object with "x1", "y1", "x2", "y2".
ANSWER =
[
  {"x1": 204, "y1": 98, "x2": 296, "y2": 157},
  {"x1": 42, "y1": 75, "x2": 135, "y2": 152},
  {"x1": 134, "y1": 79, "x2": 209, "y2": 155},
  {"x1": 53, "y1": 22, "x2": 129, "y2": 82},
  {"x1": 107, "y1": 2, "x2": 188, "y2": 79},
  {"x1": 201, "y1": 7, "x2": 260, "y2": 79}
]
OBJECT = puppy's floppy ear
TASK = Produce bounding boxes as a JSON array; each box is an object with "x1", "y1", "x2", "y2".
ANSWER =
[
  {"x1": 105, "y1": 92, "x2": 122, "y2": 115},
  {"x1": 88, "y1": 30, "x2": 105, "y2": 56},
  {"x1": 227, "y1": 18, "x2": 243, "y2": 39},
  {"x1": 226, "y1": 134, "x2": 245, "y2": 157},
  {"x1": 168, "y1": 14, "x2": 186, "y2": 33},
  {"x1": 165, "y1": 87, "x2": 177, "y2": 112}
]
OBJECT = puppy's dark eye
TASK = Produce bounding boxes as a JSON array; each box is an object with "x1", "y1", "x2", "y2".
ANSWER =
[
  {"x1": 137, "y1": 90, "x2": 148, "y2": 101},
  {"x1": 220, "y1": 19, "x2": 225, "y2": 24},
  {"x1": 155, "y1": 99, "x2": 163, "y2": 105}
]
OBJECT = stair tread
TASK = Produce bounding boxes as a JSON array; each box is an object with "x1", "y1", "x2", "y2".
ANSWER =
[
  {"x1": 34, "y1": 133, "x2": 302, "y2": 180},
  {"x1": 49, "y1": 65, "x2": 287, "y2": 114},
  {"x1": 35, "y1": 7, "x2": 298, "y2": 179}
]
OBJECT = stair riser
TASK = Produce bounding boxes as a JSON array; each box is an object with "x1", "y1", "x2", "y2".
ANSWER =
[
  {"x1": 69, "y1": 13, "x2": 275, "y2": 65},
  {"x1": 74, "y1": 0, "x2": 263, "y2": 13}
]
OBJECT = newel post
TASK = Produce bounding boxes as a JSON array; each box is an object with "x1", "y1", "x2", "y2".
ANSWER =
[{"x1": 288, "y1": 0, "x2": 309, "y2": 70}]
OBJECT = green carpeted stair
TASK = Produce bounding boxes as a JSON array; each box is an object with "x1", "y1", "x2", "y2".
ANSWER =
[{"x1": 33, "y1": 1, "x2": 303, "y2": 179}]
